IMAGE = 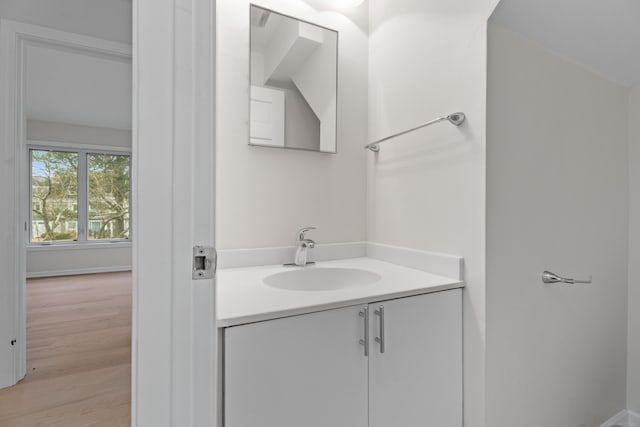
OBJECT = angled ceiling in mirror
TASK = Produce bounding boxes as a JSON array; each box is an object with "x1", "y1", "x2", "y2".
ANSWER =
[{"x1": 249, "y1": 5, "x2": 338, "y2": 153}]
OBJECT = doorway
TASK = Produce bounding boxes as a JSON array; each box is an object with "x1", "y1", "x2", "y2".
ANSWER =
[
  {"x1": 0, "y1": 11, "x2": 133, "y2": 426},
  {"x1": 0, "y1": 1, "x2": 218, "y2": 425}
]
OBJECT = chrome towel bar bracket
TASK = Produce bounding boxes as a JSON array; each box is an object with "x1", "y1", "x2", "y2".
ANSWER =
[
  {"x1": 542, "y1": 270, "x2": 592, "y2": 285},
  {"x1": 365, "y1": 112, "x2": 466, "y2": 152}
]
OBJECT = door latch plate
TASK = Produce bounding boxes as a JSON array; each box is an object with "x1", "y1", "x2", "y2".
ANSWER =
[{"x1": 193, "y1": 246, "x2": 216, "y2": 280}]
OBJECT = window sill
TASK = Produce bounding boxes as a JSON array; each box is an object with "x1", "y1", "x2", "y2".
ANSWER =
[{"x1": 27, "y1": 241, "x2": 132, "y2": 252}]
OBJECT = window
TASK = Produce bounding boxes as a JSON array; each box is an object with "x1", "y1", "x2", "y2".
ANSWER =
[
  {"x1": 87, "y1": 154, "x2": 130, "y2": 240},
  {"x1": 29, "y1": 146, "x2": 131, "y2": 244},
  {"x1": 30, "y1": 150, "x2": 79, "y2": 242}
]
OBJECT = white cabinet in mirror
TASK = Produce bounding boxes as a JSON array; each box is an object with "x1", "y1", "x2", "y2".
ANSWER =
[{"x1": 249, "y1": 5, "x2": 338, "y2": 153}]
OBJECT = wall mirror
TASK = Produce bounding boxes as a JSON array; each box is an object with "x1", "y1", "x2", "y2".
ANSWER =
[{"x1": 249, "y1": 5, "x2": 338, "y2": 153}]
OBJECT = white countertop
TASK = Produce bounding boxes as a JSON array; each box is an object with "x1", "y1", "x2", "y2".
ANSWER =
[{"x1": 217, "y1": 257, "x2": 464, "y2": 327}]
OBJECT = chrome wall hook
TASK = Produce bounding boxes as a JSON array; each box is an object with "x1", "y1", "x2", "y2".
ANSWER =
[{"x1": 542, "y1": 270, "x2": 592, "y2": 285}]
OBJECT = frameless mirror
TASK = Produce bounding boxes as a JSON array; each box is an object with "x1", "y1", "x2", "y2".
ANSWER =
[{"x1": 249, "y1": 5, "x2": 338, "y2": 153}]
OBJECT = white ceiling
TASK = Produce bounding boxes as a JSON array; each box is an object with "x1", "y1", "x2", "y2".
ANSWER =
[
  {"x1": 251, "y1": 9, "x2": 285, "y2": 52},
  {"x1": 0, "y1": 0, "x2": 132, "y2": 44},
  {"x1": 490, "y1": 0, "x2": 640, "y2": 86},
  {"x1": 25, "y1": 44, "x2": 132, "y2": 131}
]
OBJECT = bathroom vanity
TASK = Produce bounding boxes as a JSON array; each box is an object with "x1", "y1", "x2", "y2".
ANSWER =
[{"x1": 217, "y1": 257, "x2": 463, "y2": 427}]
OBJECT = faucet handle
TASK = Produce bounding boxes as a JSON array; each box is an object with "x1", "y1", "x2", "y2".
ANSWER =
[{"x1": 297, "y1": 227, "x2": 316, "y2": 241}]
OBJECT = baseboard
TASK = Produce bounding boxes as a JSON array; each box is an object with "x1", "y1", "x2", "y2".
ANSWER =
[
  {"x1": 600, "y1": 410, "x2": 640, "y2": 427},
  {"x1": 26, "y1": 265, "x2": 132, "y2": 278}
]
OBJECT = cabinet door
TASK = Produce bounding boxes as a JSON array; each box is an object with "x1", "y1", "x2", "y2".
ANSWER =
[
  {"x1": 224, "y1": 306, "x2": 368, "y2": 427},
  {"x1": 369, "y1": 289, "x2": 462, "y2": 427}
]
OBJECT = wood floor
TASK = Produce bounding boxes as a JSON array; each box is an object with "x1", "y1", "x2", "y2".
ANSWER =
[{"x1": 0, "y1": 272, "x2": 132, "y2": 427}]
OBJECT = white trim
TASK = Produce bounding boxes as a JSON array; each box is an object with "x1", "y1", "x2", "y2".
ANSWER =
[
  {"x1": 28, "y1": 139, "x2": 132, "y2": 154},
  {"x1": 192, "y1": 0, "x2": 218, "y2": 424},
  {"x1": 0, "y1": 18, "x2": 132, "y2": 391},
  {"x1": 133, "y1": 0, "x2": 217, "y2": 425},
  {"x1": 0, "y1": 18, "x2": 21, "y2": 388},
  {"x1": 599, "y1": 410, "x2": 640, "y2": 427},
  {"x1": 2, "y1": 20, "x2": 131, "y2": 59},
  {"x1": 131, "y1": 0, "x2": 139, "y2": 423},
  {"x1": 600, "y1": 410, "x2": 631, "y2": 427},
  {"x1": 26, "y1": 265, "x2": 132, "y2": 279},
  {"x1": 27, "y1": 241, "x2": 131, "y2": 252}
]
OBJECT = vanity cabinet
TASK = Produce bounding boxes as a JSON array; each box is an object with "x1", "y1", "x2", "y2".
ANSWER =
[
  {"x1": 368, "y1": 290, "x2": 462, "y2": 427},
  {"x1": 223, "y1": 289, "x2": 462, "y2": 427},
  {"x1": 224, "y1": 305, "x2": 368, "y2": 427}
]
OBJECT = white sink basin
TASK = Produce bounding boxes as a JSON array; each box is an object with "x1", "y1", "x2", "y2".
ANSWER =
[{"x1": 263, "y1": 267, "x2": 382, "y2": 291}]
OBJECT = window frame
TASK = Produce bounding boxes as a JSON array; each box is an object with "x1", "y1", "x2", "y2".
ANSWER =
[{"x1": 27, "y1": 140, "x2": 132, "y2": 247}]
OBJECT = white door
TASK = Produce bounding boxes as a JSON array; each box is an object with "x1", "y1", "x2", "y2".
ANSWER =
[
  {"x1": 134, "y1": 0, "x2": 217, "y2": 426},
  {"x1": 224, "y1": 306, "x2": 369, "y2": 427},
  {"x1": 369, "y1": 290, "x2": 463, "y2": 427}
]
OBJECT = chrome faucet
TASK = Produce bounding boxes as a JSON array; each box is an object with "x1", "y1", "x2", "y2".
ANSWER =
[{"x1": 294, "y1": 227, "x2": 316, "y2": 266}]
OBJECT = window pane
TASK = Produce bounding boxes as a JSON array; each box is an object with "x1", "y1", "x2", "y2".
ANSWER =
[
  {"x1": 88, "y1": 154, "x2": 130, "y2": 240},
  {"x1": 30, "y1": 150, "x2": 79, "y2": 242}
]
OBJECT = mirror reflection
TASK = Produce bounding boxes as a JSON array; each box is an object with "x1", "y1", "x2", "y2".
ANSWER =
[{"x1": 249, "y1": 5, "x2": 338, "y2": 153}]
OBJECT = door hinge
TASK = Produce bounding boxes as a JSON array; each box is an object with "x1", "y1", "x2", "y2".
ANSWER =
[{"x1": 192, "y1": 246, "x2": 216, "y2": 280}]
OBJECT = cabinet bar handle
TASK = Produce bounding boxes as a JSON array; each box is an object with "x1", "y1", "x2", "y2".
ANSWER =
[
  {"x1": 374, "y1": 305, "x2": 385, "y2": 354},
  {"x1": 359, "y1": 307, "x2": 369, "y2": 357}
]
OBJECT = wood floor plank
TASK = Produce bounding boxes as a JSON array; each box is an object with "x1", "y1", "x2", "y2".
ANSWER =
[{"x1": 0, "y1": 272, "x2": 132, "y2": 427}]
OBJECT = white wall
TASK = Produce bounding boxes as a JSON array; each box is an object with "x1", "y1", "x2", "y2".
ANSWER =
[
  {"x1": 26, "y1": 120, "x2": 132, "y2": 277},
  {"x1": 27, "y1": 119, "x2": 131, "y2": 148},
  {"x1": 0, "y1": 0, "x2": 131, "y2": 44},
  {"x1": 290, "y1": 25, "x2": 337, "y2": 152},
  {"x1": 216, "y1": 0, "x2": 368, "y2": 249},
  {"x1": 486, "y1": 23, "x2": 629, "y2": 426},
  {"x1": 26, "y1": 44, "x2": 132, "y2": 131},
  {"x1": 629, "y1": 85, "x2": 640, "y2": 413},
  {"x1": 27, "y1": 245, "x2": 131, "y2": 278},
  {"x1": 367, "y1": 1, "x2": 495, "y2": 425}
]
